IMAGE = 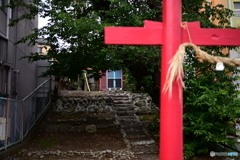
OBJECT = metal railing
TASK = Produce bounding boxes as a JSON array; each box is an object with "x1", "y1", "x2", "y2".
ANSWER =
[{"x1": 0, "y1": 78, "x2": 53, "y2": 150}]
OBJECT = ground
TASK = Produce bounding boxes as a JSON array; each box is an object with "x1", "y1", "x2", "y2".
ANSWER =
[
  {"x1": 10, "y1": 122, "x2": 239, "y2": 160},
  {"x1": 6, "y1": 89, "x2": 159, "y2": 160},
  {"x1": 8, "y1": 111, "x2": 158, "y2": 160},
  {"x1": 4, "y1": 90, "x2": 240, "y2": 160},
  {"x1": 13, "y1": 131, "x2": 131, "y2": 160}
]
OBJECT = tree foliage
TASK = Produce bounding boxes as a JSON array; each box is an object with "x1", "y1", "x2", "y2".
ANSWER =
[
  {"x1": 3, "y1": 0, "x2": 161, "y2": 103},
  {"x1": 5, "y1": 0, "x2": 160, "y2": 99},
  {"x1": 10, "y1": 0, "x2": 113, "y2": 80},
  {"x1": 181, "y1": 0, "x2": 240, "y2": 159},
  {"x1": 183, "y1": 46, "x2": 240, "y2": 159}
]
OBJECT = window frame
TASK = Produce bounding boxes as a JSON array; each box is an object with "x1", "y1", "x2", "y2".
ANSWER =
[
  {"x1": 107, "y1": 70, "x2": 122, "y2": 89},
  {"x1": 37, "y1": 47, "x2": 43, "y2": 53},
  {"x1": 0, "y1": 0, "x2": 3, "y2": 7},
  {"x1": 234, "y1": 2, "x2": 240, "y2": 18}
]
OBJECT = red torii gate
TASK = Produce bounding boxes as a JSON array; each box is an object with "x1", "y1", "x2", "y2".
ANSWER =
[{"x1": 104, "y1": 0, "x2": 240, "y2": 160}]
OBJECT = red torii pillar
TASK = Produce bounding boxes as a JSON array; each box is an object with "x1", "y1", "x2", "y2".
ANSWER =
[{"x1": 104, "y1": 0, "x2": 240, "y2": 159}]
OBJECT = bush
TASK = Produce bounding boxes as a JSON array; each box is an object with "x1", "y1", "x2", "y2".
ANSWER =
[{"x1": 183, "y1": 46, "x2": 240, "y2": 159}]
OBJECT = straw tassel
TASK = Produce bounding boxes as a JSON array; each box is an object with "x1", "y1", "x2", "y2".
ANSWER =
[{"x1": 163, "y1": 43, "x2": 240, "y2": 98}]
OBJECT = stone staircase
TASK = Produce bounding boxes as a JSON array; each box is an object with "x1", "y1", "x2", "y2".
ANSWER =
[
  {"x1": 50, "y1": 90, "x2": 159, "y2": 156},
  {"x1": 111, "y1": 92, "x2": 158, "y2": 154}
]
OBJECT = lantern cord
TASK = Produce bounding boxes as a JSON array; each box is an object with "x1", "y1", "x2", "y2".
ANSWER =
[{"x1": 163, "y1": 42, "x2": 240, "y2": 98}]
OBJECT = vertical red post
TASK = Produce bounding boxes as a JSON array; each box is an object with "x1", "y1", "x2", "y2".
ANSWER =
[{"x1": 160, "y1": 0, "x2": 183, "y2": 160}]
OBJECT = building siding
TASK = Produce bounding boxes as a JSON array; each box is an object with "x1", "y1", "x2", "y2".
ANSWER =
[{"x1": 0, "y1": 2, "x2": 38, "y2": 99}]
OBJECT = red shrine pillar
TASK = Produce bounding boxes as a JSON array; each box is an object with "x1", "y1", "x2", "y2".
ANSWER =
[{"x1": 160, "y1": 0, "x2": 183, "y2": 159}]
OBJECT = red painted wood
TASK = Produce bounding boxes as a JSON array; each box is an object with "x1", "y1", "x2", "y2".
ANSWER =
[
  {"x1": 105, "y1": 21, "x2": 240, "y2": 46},
  {"x1": 160, "y1": 0, "x2": 183, "y2": 159},
  {"x1": 104, "y1": 27, "x2": 162, "y2": 45},
  {"x1": 182, "y1": 28, "x2": 240, "y2": 46},
  {"x1": 144, "y1": 20, "x2": 163, "y2": 28}
]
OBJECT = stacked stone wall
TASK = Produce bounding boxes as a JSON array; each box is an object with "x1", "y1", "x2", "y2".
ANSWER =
[{"x1": 52, "y1": 90, "x2": 156, "y2": 116}]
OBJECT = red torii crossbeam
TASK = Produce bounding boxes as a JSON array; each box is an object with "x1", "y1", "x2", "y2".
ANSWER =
[{"x1": 104, "y1": 1, "x2": 240, "y2": 160}]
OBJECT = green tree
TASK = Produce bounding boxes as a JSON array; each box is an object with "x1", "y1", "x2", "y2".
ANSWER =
[
  {"x1": 182, "y1": 1, "x2": 240, "y2": 159},
  {"x1": 183, "y1": 47, "x2": 240, "y2": 159},
  {"x1": 8, "y1": 0, "x2": 116, "y2": 81},
  {"x1": 5, "y1": 0, "x2": 160, "y2": 101}
]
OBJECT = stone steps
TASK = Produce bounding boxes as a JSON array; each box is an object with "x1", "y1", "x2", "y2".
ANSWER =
[
  {"x1": 131, "y1": 144, "x2": 158, "y2": 153},
  {"x1": 114, "y1": 104, "x2": 133, "y2": 108},
  {"x1": 115, "y1": 111, "x2": 135, "y2": 116},
  {"x1": 117, "y1": 116, "x2": 139, "y2": 123},
  {"x1": 122, "y1": 126, "x2": 143, "y2": 131},
  {"x1": 45, "y1": 90, "x2": 158, "y2": 158},
  {"x1": 120, "y1": 121, "x2": 142, "y2": 127},
  {"x1": 129, "y1": 138, "x2": 155, "y2": 146},
  {"x1": 113, "y1": 100, "x2": 132, "y2": 104},
  {"x1": 110, "y1": 94, "x2": 158, "y2": 154},
  {"x1": 123, "y1": 123, "x2": 144, "y2": 130},
  {"x1": 112, "y1": 96, "x2": 129, "y2": 100},
  {"x1": 114, "y1": 106, "x2": 135, "y2": 111},
  {"x1": 124, "y1": 131, "x2": 148, "y2": 139}
]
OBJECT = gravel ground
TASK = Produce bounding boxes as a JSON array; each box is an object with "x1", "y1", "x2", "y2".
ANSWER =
[
  {"x1": 6, "y1": 121, "x2": 159, "y2": 160},
  {"x1": 11, "y1": 128, "x2": 134, "y2": 160},
  {"x1": 3, "y1": 90, "x2": 159, "y2": 160}
]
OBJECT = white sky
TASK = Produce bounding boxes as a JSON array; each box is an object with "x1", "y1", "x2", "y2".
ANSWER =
[
  {"x1": 38, "y1": 15, "x2": 69, "y2": 48},
  {"x1": 38, "y1": 0, "x2": 48, "y2": 28},
  {"x1": 38, "y1": 15, "x2": 49, "y2": 28}
]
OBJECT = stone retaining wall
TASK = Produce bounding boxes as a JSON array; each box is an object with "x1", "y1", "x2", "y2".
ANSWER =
[
  {"x1": 44, "y1": 121, "x2": 119, "y2": 133},
  {"x1": 47, "y1": 90, "x2": 157, "y2": 133},
  {"x1": 53, "y1": 90, "x2": 156, "y2": 116}
]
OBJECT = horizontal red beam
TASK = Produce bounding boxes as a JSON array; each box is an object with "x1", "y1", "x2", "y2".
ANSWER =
[
  {"x1": 104, "y1": 27, "x2": 162, "y2": 45},
  {"x1": 181, "y1": 21, "x2": 240, "y2": 46},
  {"x1": 104, "y1": 21, "x2": 240, "y2": 46}
]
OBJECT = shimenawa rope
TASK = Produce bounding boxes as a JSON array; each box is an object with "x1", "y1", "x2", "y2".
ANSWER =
[{"x1": 163, "y1": 42, "x2": 240, "y2": 97}]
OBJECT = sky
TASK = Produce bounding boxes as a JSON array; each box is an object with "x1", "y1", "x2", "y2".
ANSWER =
[
  {"x1": 38, "y1": 15, "x2": 49, "y2": 28},
  {"x1": 38, "y1": 0, "x2": 48, "y2": 28},
  {"x1": 38, "y1": 15, "x2": 69, "y2": 48}
]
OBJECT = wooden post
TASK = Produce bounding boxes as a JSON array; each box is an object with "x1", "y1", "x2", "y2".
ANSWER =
[{"x1": 160, "y1": 0, "x2": 183, "y2": 159}]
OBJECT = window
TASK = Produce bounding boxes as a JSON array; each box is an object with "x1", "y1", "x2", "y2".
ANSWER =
[
  {"x1": 37, "y1": 47, "x2": 43, "y2": 53},
  {"x1": 234, "y1": 2, "x2": 240, "y2": 18},
  {"x1": 0, "y1": 65, "x2": 10, "y2": 97},
  {"x1": 8, "y1": 0, "x2": 14, "y2": 19},
  {"x1": 107, "y1": 70, "x2": 122, "y2": 89},
  {"x1": 9, "y1": 8, "x2": 13, "y2": 19},
  {"x1": 0, "y1": 0, "x2": 3, "y2": 7}
]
